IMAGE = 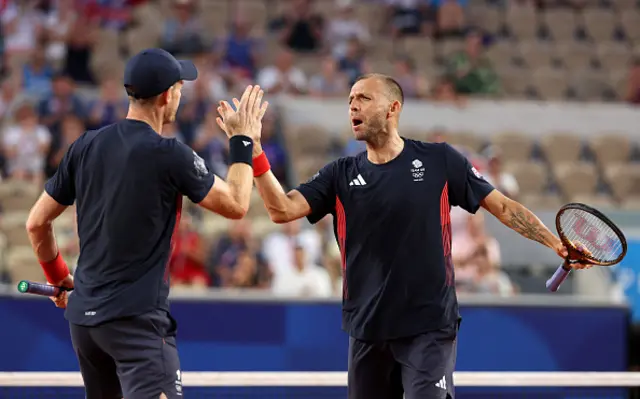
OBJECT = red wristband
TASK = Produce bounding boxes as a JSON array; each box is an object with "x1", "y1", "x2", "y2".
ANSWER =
[
  {"x1": 253, "y1": 152, "x2": 271, "y2": 177},
  {"x1": 39, "y1": 253, "x2": 70, "y2": 284}
]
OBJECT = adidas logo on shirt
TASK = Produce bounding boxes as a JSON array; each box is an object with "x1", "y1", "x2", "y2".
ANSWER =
[
  {"x1": 435, "y1": 376, "x2": 447, "y2": 390},
  {"x1": 349, "y1": 174, "x2": 366, "y2": 186}
]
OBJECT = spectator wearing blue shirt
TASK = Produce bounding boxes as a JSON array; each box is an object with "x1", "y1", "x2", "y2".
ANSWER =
[
  {"x1": 21, "y1": 42, "x2": 54, "y2": 98},
  {"x1": 38, "y1": 73, "x2": 86, "y2": 177},
  {"x1": 338, "y1": 37, "x2": 366, "y2": 86},
  {"x1": 161, "y1": 0, "x2": 204, "y2": 56},
  {"x1": 219, "y1": 14, "x2": 263, "y2": 79},
  {"x1": 260, "y1": 111, "x2": 289, "y2": 185},
  {"x1": 88, "y1": 78, "x2": 127, "y2": 129}
]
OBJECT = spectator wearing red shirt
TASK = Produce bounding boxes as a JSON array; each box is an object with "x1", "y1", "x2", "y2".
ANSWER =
[{"x1": 170, "y1": 213, "x2": 210, "y2": 287}]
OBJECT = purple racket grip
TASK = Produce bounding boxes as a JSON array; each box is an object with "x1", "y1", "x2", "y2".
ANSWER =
[
  {"x1": 17, "y1": 280, "x2": 68, "y2": 297},
  {"x1": 546, "y1": 263, "x2": 572, "y2": 292}
]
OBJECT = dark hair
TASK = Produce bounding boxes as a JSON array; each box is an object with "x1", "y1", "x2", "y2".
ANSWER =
[
  {"x1": 354, "y1": 73, "x2": 405, "y2": 105},
  {"x1": 125, "y1": 84, "x2": 160, "y2": 105}
]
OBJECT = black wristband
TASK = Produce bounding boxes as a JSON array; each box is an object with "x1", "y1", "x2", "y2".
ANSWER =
[{"x1": 229, "y1": 135, "x2": 254, "y2": 166}]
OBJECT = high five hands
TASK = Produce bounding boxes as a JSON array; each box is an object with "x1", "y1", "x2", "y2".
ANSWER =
[{"x1": 216, "y1": 85, "x2": 269, "y2": 156}]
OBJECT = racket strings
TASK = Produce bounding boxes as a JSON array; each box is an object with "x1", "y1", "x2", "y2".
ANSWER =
[{"x1": 559, "y1": 209, "x2": 623, "y2": 263}]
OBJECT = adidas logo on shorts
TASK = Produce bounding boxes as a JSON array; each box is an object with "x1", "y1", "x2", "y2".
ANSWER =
[{"x1": 435, "y1": 376, "x2": 447, "y2": 390}]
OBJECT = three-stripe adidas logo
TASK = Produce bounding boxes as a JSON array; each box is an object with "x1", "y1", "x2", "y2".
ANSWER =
[
  {"x1": 349, "y1": 174, "x2": 366, "y2": 186},
  {"x1": 435, "y1": 376, "x2": 447, "y2": 390}
]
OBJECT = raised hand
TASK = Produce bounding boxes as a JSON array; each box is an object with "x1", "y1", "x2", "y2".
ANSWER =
[{"x1": 216, "y1": 85, "x2": 269, "y2": 145}]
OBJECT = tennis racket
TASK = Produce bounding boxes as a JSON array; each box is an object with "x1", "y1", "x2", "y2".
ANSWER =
[
  {"x1": 546, "y1": 203, "x2": 627, "y2": 292},
  {"x1": 17, "y1": 280, "x2": 72, "y2": 297}
]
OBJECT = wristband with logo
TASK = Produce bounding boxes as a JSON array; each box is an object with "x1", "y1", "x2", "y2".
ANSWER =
[{"x1": 229, "y1": 135, "x2": 254, "y2": 166}]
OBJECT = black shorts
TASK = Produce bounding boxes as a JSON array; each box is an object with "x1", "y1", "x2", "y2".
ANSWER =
[
  {"x1": 69, "y1": 309, "x2": 183, "y2": 399},
  {"x1": 348, "y1": 323, "x2": 458, "y2": 399}
]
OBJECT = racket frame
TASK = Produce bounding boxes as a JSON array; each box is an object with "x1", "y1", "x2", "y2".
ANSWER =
[
  {"x1": 547, "y1": 203, "x2": 627, "y2": 293},
  {"x1": 556, "y1": 202, "x2": 627, "y2": 267}
]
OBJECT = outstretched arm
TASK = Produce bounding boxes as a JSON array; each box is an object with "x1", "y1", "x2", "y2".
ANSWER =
[
  {"x1": 480, "y1": 190, "x2": 564, "y2": 255},
  {"x1": 253, "y1": 165, "x2": 312, "y2": 224}
]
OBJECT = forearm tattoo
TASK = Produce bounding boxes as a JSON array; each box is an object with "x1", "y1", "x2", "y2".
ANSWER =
[{"x1": 507, "y1": 208, "x2": 551, "y2": 246}]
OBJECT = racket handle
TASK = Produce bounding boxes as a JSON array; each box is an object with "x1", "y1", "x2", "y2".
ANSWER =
[
  {"x1": 546, "y1": 263, "x2": 572, "y2": 292},
  {"x1": 16, "y1": 280, "x2": 70, "y2": 297}
]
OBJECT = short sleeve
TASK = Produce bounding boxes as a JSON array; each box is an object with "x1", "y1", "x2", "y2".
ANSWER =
[
  {"x1": 295, "y1": 162, "x2": 337, "y2": 224},
  {"x1": 444, "y1": 143, "x2": 494, "y2": 214},
  {"x1": 2, "y1": 126, "x2": 19, "y2": 147},
  {"x1": 163, "y1": 139, "x2": 215, "y2": 203},
  {"x1": 44, "y1": 141, "x2": 77, "y2": 206},
  {"x1": 37, "y1": 126, "x2": 51, "y2": 145}
]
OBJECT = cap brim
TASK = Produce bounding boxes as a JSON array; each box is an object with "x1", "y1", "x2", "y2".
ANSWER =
[{"x1": 179, "y1": 60, "x2": 198, "y2": 81}]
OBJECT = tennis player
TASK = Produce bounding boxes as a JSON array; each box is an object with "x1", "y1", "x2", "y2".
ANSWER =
[
  {"x1": 217, "y1": 73, "x2": 589, "y2": 399},
  {"x1": 25, "y1": 48, "x2": 268, "y2": 399}
]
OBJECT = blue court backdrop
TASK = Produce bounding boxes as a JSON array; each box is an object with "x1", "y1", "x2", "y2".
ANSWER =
[
  {"x1": 0, "y1": 296, "x2": 627, "y2": 373},
  {"x1": 614, "y1": 238, "x2": 640, "y2": 322}
]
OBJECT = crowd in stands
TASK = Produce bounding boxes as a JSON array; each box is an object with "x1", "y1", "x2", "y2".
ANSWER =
[{"x1": 3, "y1": 0, "x2": 640, "y2": 297}]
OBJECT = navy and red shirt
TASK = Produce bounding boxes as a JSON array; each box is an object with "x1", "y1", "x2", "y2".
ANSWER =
[
  {"x1": 296, "y1": 139, "x2": 495, "y2": 341},
  {"x1": 45, "y1": 119, "x2": 215, "y2": 326}
]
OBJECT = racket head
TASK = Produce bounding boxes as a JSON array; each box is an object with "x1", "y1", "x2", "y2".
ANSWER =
[{"x1": 556, "y1": 203, "x2": 627, "y2": 266}]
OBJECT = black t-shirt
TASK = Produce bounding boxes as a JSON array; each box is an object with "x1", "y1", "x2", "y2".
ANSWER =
[
  {"x1": 45, "y1": 119, "x2": 215, "y2": 326},
  {"x1": 296, "y1": 139, "x2": 494, "y2": 341}
]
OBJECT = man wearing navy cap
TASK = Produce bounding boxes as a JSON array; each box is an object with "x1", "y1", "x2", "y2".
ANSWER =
[{"x1": 25, "y1": 48, "x2": 269, "y2": 398}]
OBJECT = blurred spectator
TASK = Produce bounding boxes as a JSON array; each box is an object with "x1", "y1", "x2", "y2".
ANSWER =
[
  {"x1": 50, "y1": 113, "x2": 83, "y2": 168},
  {"x1": 62, "y1": 12, "x2": 96, "y2": 84},
  {"x1": 44, "y1": 0, "x2": 77, "y2": 64},
  {"x1": 432, "y1": 76, "x2": 465, "y2": 106},
  {"x1": 229, "y1": 251, "x2": 263, "y2": 288},
  {"x1": 326, "y1": 0, "x2": 370, "y2": 58},
  {"x1": 262, "y1": 219, "x2": 322, "y2": 280},
  {"x1": 209, "y1": 220, "x2": 252, "y2": 287},
  {"x1": 209, "y1": 219, "x2": 270, "y2": 288},
  {"x1": 271, "y1": 0, "x2": 324, "y2": 53},
  {"x1": 309, "y1": 56, "x2": 348, "y2": 98},
  {"x1": 482, "y1": 146, "x2": 520, "y2": 199},
  {"x1": 384, "y1": 0, "x2": 436, "y2": 38},
  {"x1": 87, "y1": 78, "x2": 126, "y2": 129},
  {"x1": 192, "y1": 108, "x2": 228, "y2": 177},
  {"x1": 161, "y1": 0, "x2": 204, "y2": 56},
  {"x1": 1, "y1": 1, "x2": 44, "y2": 60},
  {"x1": 257, "y1": 48, "x2": 307, "y2": 94},
  {"x1": 21, "y1": 41, "x2": 54, "y2": 97},
  {"x1": 338, "y1": 37, "x2": 366, "y2": 86},
  {"x1": 2, "y1": 102, "x2": 50, "y2": 183},
  {"x1": 178, "y1": 53, "x2": 228, "y2": 145},
  {"x1": 86, "y1": 0, "x2": 134, "y2": 31},
  {"x1": 436, "y1": 0, "x2": 465, "y2": 39},
  {"x1": 0, "y1": 78, "x2": 18, "y2": 120},
  {"x1": 219, "y1": 13, "x2": 263, "y2": 79},
  {"x1": 272, "y1": 242, "x2": 333, "y2": 297},
  {"x1": 38, "y1": 73, "x2": 86, "y2": 176},
  {"x1": 625, "y1": 58, "x2": 640, "y2": 105},
  {"x1": 472, "y1": 243, "x2": 515, "y2": 296},
  {"x1": 260, "y1": 110, "x2": 290, "y2": 184},
  {"x1": 446, "y1": 30, "x2": 499, "y2": 95},
  {"x1": 452, "y1": 212, "x2": 501, "y2": 282},
  {"x1": 170, "y1": 213, "x2": 210, "y2": 288},
  {"x1": 393, "y1": 56, "x2": 429, "y2": 99}
]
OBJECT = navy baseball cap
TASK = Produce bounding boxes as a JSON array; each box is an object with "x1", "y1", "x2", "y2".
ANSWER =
[{"x1": 124, "y1": 48, "x2": 198, "y2": 99}]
